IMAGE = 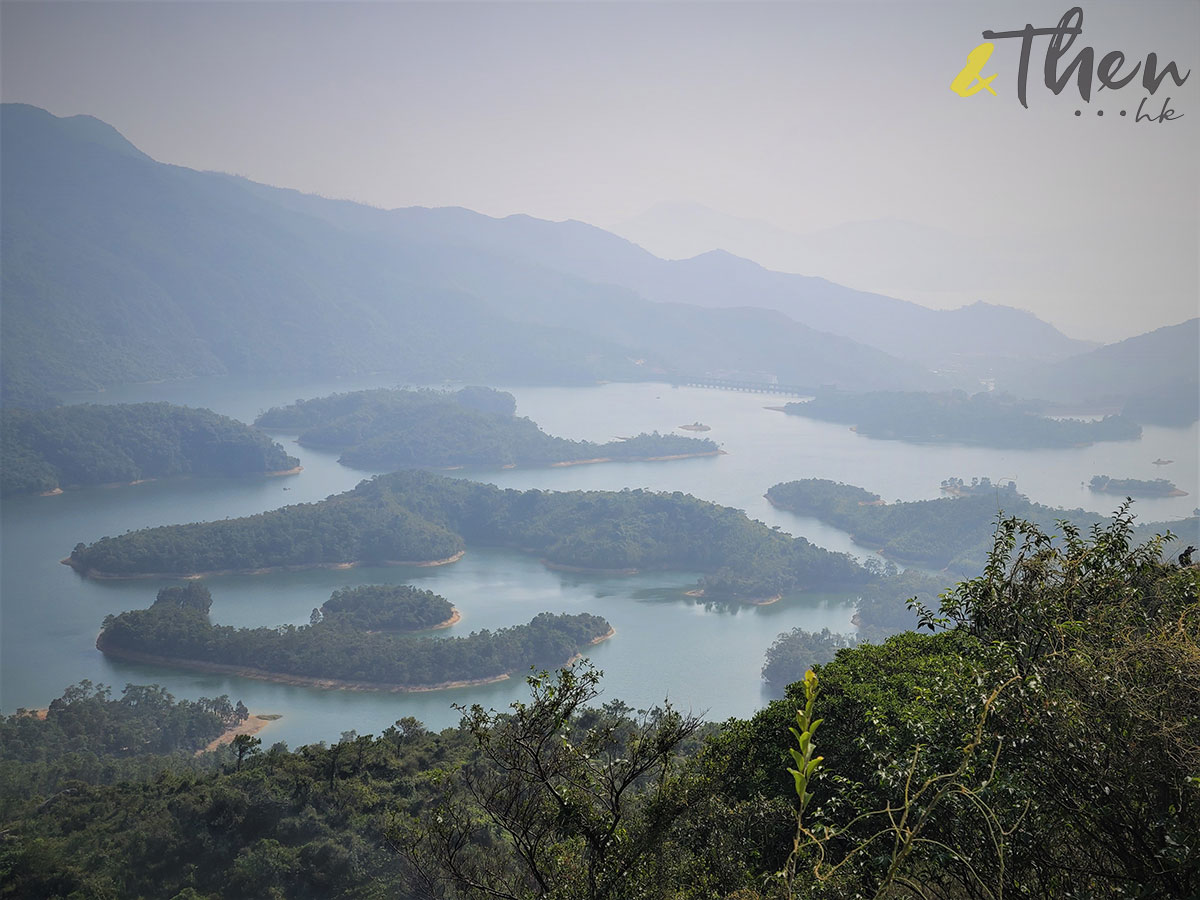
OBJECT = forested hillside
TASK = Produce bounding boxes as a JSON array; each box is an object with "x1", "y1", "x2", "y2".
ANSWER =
[
  {"x1": 1002, "y1": 318, "x2": 1200, "y2": 414},
  {"x1": 256, "y1": 387, "x2": 717, "y2": 469},
  {"x1": 1, "y1": 103, "x2": 935, "y2": 401},
  {"x1": 0, "y1": 680, "x2": 243, "y2": 821},
  {"x1": 1, "y1": 402, "x2": 298, "y2": 496}
]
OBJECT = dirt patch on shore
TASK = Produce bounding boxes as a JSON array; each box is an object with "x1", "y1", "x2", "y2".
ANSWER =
[{"x1": 201, "y1": 714, "x2": 281, "y2": 754}]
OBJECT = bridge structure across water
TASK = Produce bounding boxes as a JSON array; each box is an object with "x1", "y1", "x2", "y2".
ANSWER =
[{"x1": 667, "y1": 376, "x2": 815, "y2": 397}]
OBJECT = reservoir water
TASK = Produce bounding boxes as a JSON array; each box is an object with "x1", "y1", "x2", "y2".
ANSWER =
[{"x1": 4, "y1": 377, "x2": 1196, "y2": 746}]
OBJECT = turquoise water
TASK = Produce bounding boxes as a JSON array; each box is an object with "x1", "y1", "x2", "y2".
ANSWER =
[{"x1": 4, "y1": 377, "x2": 1195, "y2": 746}]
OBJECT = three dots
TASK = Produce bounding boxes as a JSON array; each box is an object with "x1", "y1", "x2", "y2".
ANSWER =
[{"x1": 1074, "y1": 109, "x2": 1127, "y2": 116}]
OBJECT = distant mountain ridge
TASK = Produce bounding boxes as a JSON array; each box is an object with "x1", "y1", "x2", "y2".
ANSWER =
[
  {"x1": 611, "y1": 202, "x2": 1096, "y2": 358},
  {"x1": 2, "y1": 103, "x2": 1184, "y2": 409},
  {"x1": 243, "y1": 188, "x2": 1093, "y2": 370},
  {"x1": 1, "y1": 103, "x2": 938, "y2": 401},
  {"x1": 1002, "y1": 319, "x2": 1200, "y2": 410},
  {"x1": 611, "y1": 202, "x2": 1026, "y2": 289}
]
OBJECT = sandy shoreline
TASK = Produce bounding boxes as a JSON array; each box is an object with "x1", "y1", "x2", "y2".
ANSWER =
[
  {"x1": 564, "y1": 626, "x2": 617, "y2": 665},
  {"x1": 63, "y1": 549, "x2": 466, "y2": 580},
  {"x1": 20, "y1": 703, "x2": 282, "y2": 753},
  {"x1": 684, "y1": 588, "x2": 782, "y2": 605},
  {"x1": 201, "y1": 713, "x2": 281, "y2": 753},
  {"x1": 341, "y1": 451, "x2": 720, "y2": 471},
  {"x1": 549, "y1": 450, "x2": 721, "y2": 468},
  {"x1": 34, "y1": 465, "x2": 302, "y2": 498},
  {"x1": 432, "y1": 609, "x2": 461, "y2": 629},
  {"x1": 745, "y1": 594, "x2": 783, "y2": 606},
  {"x1": 334, "y1": 450, "x2": 721, "y2": 472}
]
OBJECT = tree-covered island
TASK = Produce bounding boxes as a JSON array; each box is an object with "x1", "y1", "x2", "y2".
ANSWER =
[
  {"x1": 316, "y1": 584, "x2": 457, "y2": 631},
  {"x1": 2, "y1": 402, "x2": 299, "y2": 496},
  {"x1": 780, "y1": 389, "x2": 1142, "y2": 448},
  {"x1": 8, "y1": 514, "x2": 1197, "y2": 899},
  {"x1": 255, "y1": 387, "x2": 718, "y2": 469},
  {"x1": 1090, "y1": 474, "x2": 1188, "y2": 497},
  {"x1": 766, "y1": 477, "x2": 1198, "y2": 575},
  {"x1": 65, "y1": 470, "x2": 873, "y2": 602},
  {"x1": 97, "y1": 583, "x2": 612, "y2": 690}
]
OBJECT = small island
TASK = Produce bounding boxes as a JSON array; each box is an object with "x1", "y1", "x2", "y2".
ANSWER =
[
  {"x1": 1089, "y1": 475, "x2": 1188, "y2": 498},
  {"x1": 97, "y1": 583, "x2": 613, "y2": 691},
  {"x1": 316, "y1": 584, "x2": 457, "y2": 631},
  {"x1": 255, "y1": 387, "x2": 718, "y2": 470},
  {"x1": 779, "y1": 389, "x2": 1142, "y2": 449},
  {"x1": 2, "y1": 402, "x2": 299, "y2": 496},
  {"x1": 678, "y1": 422, "x2": 711, "y2": 432}
]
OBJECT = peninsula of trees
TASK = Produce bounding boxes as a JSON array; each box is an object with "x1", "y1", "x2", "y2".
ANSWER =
[
  {"x1": 766, "y1": 477, "x2": 1198, "y2": 575},
  {"x1": 97, "y1": 583, "x2": 611, "y2": 690},
  {"x1": 1090, "y1": 474, "x2": 1188, "y2": 498},
  {"x1": 2, "y1": 402, "x2": 299, "y2": 496},
  {"x1": 781, "y1": 389, "x2": 1142, "y2": 448},
  {"x1": 66, "y1": 470, "x2": 871, "y2": 601},
  {"x1": 255, "y1": 387, "x2": 718, "y2": 469}
]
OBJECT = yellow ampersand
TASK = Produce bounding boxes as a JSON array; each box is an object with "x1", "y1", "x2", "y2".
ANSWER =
[{"x1": 951, "y1": 42, "x2": 998, "y2": 96}]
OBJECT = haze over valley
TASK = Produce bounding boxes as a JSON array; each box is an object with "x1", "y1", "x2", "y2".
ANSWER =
[{"x1": 2, "y1": 2, "x2": 1198, "y2": 896}]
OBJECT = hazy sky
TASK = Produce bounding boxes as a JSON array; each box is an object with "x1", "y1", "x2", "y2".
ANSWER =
[{"x1": 3, "y1": 1, "x2": 1197, "y2": 342}]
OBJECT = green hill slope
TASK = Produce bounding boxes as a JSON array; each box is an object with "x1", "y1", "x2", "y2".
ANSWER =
[
  {"x1": 2, "y1": 103, "x2": 938, "y2": 401},
  {"x1": 2, "y1": 402, "x2": 298, "y2": 495}
]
